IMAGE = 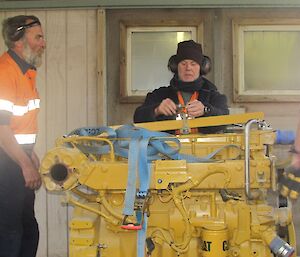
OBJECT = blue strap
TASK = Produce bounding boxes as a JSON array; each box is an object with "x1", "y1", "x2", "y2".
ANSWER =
[
  {"x1": 123, "y1": 136, "x2": 141, "y2": 216},
  {"x1": 137, "y1": 213, "x2": 148, "y2": 257},
  {"x1": 116, "y1": 125, "x2": 210, "y2": 257},
  {"x1": 139, "y1": 141, "x2": 152, "y2": 193},
  {"x1": 66, "y1": 126, "x2": 117, "y2": 155},
  {"x1": 67, "y1": 126, "x2": 117, "y2": 137}
]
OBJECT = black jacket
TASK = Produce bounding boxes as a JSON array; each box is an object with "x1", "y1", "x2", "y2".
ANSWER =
[{"x1": 133, "y1": 77, "x2": 229, "y2": 133}]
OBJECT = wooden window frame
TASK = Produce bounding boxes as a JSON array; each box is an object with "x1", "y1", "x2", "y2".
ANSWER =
[
  {"x1": 120, "y1": 19, "x2": 203, "y2": 103},
  {"x1": 233, "y1": 18, "x2": 300, "y2": 102}
]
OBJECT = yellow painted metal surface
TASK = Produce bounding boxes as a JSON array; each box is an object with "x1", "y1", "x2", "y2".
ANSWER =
[
  {"x1": 40, "y1": 113, "x2": 296, "y2": 257},
  {"x1": 201, "y1": 224, "x2": 229, "y2": 256},
  {"x1": 112, "y1": 112, "x2": 265, "y2": 131}
]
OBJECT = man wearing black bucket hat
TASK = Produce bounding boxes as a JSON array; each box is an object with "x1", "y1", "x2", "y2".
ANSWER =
[{"x1": 134, "y1": 40, "x2": 229, "y2": 133}]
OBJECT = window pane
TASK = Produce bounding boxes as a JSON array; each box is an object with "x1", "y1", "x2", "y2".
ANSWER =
[
  {"x1": 131, "y1": 31, "x2": 193, "y2": 94},
  {"x1": 244, "y1": 31, "x2": 300, "y2": 91}
]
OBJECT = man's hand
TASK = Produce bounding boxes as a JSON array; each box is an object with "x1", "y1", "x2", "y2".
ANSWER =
[
  {"x1": 0, "y1": 125, "x2": 42, "y2": 190},
  {"x1": 154, "y1": 98, "x2": 177, "y2": 117},
  {"x1": 21, "y1": 162, "x2": 41, "y2": 190},
  {"x1": 186, "y1": 100, "x2": 205, "y2": 118}
]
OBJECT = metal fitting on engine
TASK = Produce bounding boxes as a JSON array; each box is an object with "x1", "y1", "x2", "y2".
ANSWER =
[
  {"x1": 269, "y1": 236, "x2": 294, "y2": 257},
  {"x1": 262, "y1": 229, "x2": 294, "y2": 257},
  {"x1": 121, "y1": 191, "x2": 150, "y2": 231}
]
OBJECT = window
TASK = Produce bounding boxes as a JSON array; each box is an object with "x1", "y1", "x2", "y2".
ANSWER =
[
  {"x1": 233, "y1": 19, "x2": 300, "y2": 102},
  {"x1": 120, "y1": 21, "x2": 202, "y2": 102}
]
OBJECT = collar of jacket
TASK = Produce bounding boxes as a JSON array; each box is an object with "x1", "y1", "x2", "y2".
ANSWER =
[
  {"x1": 7, "y1": 49, "x2": 36, "y2": 74},
  {"x1": 170, "y1": 74, "x2": 205, "y2": 92}
]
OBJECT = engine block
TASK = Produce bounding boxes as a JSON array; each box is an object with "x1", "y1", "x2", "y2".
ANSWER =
[{"x1": 40, "y1": 113, "x2": 296, "y2": 257}]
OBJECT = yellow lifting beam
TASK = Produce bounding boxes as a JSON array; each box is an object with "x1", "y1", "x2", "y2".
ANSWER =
[{"x1": 111, "y1": 112, "x2": 264, "y2": 131}]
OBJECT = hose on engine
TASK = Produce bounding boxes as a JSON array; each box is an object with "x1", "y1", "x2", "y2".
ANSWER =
[{"x1": 150, "y1": 169, "x2": 230, "y2": 254}]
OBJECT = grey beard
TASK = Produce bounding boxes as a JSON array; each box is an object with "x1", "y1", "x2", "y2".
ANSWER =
[
  {"x1": 24, "y1": 52, "x2": 42, "y2": 67},
  {"x1": 23, "y1": 45, "x2": 43, "y2": 67}
]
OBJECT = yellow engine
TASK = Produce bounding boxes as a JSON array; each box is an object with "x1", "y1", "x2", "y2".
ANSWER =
[{"x1": 40, "y1": 113, "x2": 297, "y2": 257}]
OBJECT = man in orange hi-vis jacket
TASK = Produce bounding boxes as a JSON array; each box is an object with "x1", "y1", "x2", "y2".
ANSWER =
[{"x1": 0, "y1": 15, "x2": 46, "y2": 257}]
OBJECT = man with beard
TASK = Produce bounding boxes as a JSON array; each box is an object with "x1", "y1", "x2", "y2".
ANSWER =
[
  {"x1": 134, "y1": 40, "x2": 228, "y2": 134},
  {"x1": 0, "y1": 15, "x2": 46, "y2": 257}
]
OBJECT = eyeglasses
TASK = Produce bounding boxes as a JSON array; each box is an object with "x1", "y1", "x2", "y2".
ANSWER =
[{"x1": 15, "y1": 20, "x2": 41, "y2": 32}]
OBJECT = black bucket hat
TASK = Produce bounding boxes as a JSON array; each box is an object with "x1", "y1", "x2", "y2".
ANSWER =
[{"x1": 175, "y1": 40, "x2": 203, "y2": 65}]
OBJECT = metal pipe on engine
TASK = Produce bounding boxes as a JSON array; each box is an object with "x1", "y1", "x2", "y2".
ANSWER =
[
  {"x1": 244, "y1": 119, "x2": 260, "y2": 200},
  {"x1": 261, "y1": 228, "x2": 295, "y2": 257}
]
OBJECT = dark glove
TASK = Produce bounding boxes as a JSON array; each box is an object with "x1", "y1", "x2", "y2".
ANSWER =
[{"x1": 280, "y1": 165, "x2": 300, "y2": 200}]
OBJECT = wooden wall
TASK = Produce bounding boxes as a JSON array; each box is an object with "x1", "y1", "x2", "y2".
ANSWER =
[
  {"x1": 0, "y1": 9, "x2": 99, "y2": 257},
  {"x1": 106, "y1": 8, "x2": 300, "y2": 132},
  {"x1": 1, "y1": 6, "x2": 300, "y2": 257}
]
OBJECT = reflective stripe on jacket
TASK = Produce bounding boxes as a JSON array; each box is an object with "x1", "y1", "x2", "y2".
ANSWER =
[{"x1": 0, "y1": 52, "x2": 40, "y2": 144}]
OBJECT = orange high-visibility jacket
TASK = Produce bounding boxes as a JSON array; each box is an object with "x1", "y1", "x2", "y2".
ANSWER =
[{"x1": 0, "y1": 52, "x2": 40, "y2": 144}]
